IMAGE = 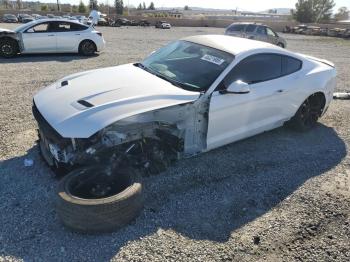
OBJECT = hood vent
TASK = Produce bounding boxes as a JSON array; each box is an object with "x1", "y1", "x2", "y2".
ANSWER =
[
  {"x1": 61, "y1": 80, "x2": 68, "y2": 87},
  {"x1": 77, "y1": 100, "x2": 94, "y2": 108}
]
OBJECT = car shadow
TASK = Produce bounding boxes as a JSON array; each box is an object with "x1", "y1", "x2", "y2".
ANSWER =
[
  {"x1": 0, "y1": 53, "x2": 99, "y2": 63},
  {"x1": 0, "y1": 124, "x2": 346, "y2": 261}
]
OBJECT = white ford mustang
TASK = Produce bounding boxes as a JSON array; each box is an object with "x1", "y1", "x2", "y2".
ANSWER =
[
  {"x1": 33, "y1": 35, "x2": 336, "y2": 172},
  {"x1": 0, "y1": 19, "x2": 105, "y2": 57}
]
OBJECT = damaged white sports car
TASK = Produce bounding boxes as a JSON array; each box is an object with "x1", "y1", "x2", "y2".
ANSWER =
[
  {"x1": 33, "y1": 35, "x2": 336, "y2": 173},
  {"x1": 33, "y1": 35, "x2": 337, "y2": 233}
]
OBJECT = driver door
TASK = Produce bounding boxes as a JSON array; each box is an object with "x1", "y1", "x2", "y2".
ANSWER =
[
  {"x1": 206, "y1": 54, "x2": 294, "y2": 151},
  {"x1": 21, "y1": 22, "x2": 57, "y2": 53}
]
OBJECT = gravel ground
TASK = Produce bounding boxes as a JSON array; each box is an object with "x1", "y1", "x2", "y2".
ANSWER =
[{"x1": 0, "y1": 25, "x2": 350, "y2": 262}]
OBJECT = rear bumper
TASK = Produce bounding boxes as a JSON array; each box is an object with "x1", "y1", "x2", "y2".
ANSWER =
[{"x1": 96, "y1": 38, "x2": 106, "y2": 52}]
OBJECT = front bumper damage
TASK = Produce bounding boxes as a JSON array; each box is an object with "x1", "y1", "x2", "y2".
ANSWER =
[{"x1": 32, "y1": 102, "x2": 185, "y2": 175}]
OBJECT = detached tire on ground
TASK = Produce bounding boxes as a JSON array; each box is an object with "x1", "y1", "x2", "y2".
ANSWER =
[{"x1": 55, "y1": 166, "x2": 143, "y2": 234}]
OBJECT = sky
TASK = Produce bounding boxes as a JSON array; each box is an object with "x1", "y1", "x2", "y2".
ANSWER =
[{"x1": 31, "y1": 0, "x2": 350, "y2": 12}]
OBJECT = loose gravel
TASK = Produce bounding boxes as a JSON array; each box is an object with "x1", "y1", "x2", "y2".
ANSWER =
[{"x1": 0, "y1": 25, "x2": 350, "y2": 262}]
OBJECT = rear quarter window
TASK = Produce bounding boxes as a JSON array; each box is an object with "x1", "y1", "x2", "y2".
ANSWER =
[
  {"x1": 70, "y1": 23, "x2": 88, "y2": 31},
  {"x1": 282, "y1": 56, "x2": 302, "y2": 75}
]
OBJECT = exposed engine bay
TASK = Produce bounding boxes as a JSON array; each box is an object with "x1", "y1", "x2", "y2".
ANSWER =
[{"x1": 33, "y1": 97, "x2": 209, "y2": 175}]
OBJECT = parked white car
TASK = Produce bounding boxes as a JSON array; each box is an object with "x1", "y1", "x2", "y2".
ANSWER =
[
  {"x1": 33, "y1": 35, "x2": 336, "y2": 172},
  {"x1": 0, "y1": 19, "x2": 105, "y2": 57}
]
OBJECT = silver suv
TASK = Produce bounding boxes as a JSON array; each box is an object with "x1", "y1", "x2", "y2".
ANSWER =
[{"x1": 225, "y1": 22, "x2": 287, "y2": 48}]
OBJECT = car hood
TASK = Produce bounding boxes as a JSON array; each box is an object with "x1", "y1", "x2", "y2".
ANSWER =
[{"x1": 34, "y1": 64, "x2": 200, "y2": 138}]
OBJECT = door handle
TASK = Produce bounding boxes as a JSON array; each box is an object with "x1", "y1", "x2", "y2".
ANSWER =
[{"x1": 276, "y1": 89, "x2": 284, "y2": 93}]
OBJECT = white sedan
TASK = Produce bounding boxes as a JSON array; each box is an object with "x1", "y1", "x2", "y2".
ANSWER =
[
  {"x1": 33, "y1": 35, "x2": 336, "y2": 172},
  {"x1": 0, "y1": 19, "x2": 105, "y2": 57}
]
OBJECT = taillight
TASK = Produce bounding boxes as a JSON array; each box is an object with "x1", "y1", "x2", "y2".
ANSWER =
[{"x1": 96, "y1": 32, "x2": 102, "y2": 37}]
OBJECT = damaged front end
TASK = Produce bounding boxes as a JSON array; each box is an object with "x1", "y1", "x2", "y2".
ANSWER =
[{"x1": 33, "y1": 97, "x2": 209, "y2": 175}]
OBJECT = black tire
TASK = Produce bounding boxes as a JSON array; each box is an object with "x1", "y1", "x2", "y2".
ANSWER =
[
  {"x1": 79, "y1": 40, "x2": 97, "y2": 56},
  {"x1": 288, "y1": 94, "x2": 325, "y2": 132},
  {"x1": 277, "y1": 42, "x2": 285, "y2": 48},
  {"x1": 0, "y1": 38, "x2": 18, "y2": 58},
  {"x1": 56, "y1": 166, "x2": 143, "y2": 234}
]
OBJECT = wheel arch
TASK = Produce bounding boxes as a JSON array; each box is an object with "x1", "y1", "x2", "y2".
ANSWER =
[{"x1": 0, "y1": 36, "x2": 20, "y2": 46}]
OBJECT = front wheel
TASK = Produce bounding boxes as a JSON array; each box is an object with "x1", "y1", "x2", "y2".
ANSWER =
[
  {"x1": 277, "y1": 42, "x2": 285, "y2": 48},
  {"x1": 0, "y1": 38, "x2": 18, "y2": 58},
  {"x1": 288, "y1": 94, "x2": 325, "y2": 131},
  {"x1": 79, "y1": 40, "x2": 97, "y2": 56}
]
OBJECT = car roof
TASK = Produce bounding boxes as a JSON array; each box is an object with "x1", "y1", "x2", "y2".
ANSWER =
[
  {"x1": 30, "y1": 18, "x2": 87, "y2": 25},
  {"x1": 182, "y1": 35, "x2": 280, "y2": 55}
]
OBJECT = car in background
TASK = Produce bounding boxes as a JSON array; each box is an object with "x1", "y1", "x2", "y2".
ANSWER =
[
  {"x1": 225, "y1": 22, "x2": 286, "y2": 48},
  {"x1": 2, "y1": 14, "x2": 18, "y2": 23},
  {"x1": 17, "y1": 14, "x2": 31, "y2": 23},
  {"x1": 113, "y1": 18, "x2": 131, "y2": 26},
  {"x1": 155, "y1": 21, "x2": 171, "y2": 29},
  {"x1": 22, "y1": 16, "x2": 35, "y2": 23},
  {"x1": 74, "y1": 15, "x2": 89, "y2": 24},
  {"x1": 97, "y1": 18, "x2": 109, "y2": 26},
  {"x1": 343, "y1": 29, "x2": 350, "y2": 38},
  {"x1": 304, "y1": 26, "x2": 321, "y2": 35},
  {"x1": 0, "y1": 19, "x2": 105, "y2": 57},
  {"x1": 31, "y1": 14, "x2": 40, "y2": 19},
  {"x1": 129, "y1": 20, "x2": 139, "y2": 26},
  {"x1": 36, "y1": 15, "x2": 48, "y2": 20},
  {"x1": 139, "y1": 19, "x2": 150, "y2": 26}
]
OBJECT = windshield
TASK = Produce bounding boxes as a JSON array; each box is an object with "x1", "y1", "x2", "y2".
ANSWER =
[
  {"x1": 14, "y1": 20, "x2": 37, "y2": 32},
  {"x1": 140, "y1": 40, "x2": 234, "y2": 92}
]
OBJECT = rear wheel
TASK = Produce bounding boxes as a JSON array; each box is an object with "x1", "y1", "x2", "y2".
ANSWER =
[
  {"x1": 79, "y1": 40, "x2": 96, "y2": 56},
  {"x1": 0, "y1": 38, "x2": 18, "y2": 58},
  {"x1": 288, "y1": 94, "x2": 325, "y2": 131}
]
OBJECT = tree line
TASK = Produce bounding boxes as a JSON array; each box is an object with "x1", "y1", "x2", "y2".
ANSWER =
[
  {"x1": 34, "y1": 0, "x2": 349, "y2": 22},
  {"x1": 293, "y1": 0, "x2": 349, "y2": 23}
]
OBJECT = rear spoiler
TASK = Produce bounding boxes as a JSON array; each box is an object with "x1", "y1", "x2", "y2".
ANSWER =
[{"x1": 300, "y1": 54, "x2": 335, "y2": 68}]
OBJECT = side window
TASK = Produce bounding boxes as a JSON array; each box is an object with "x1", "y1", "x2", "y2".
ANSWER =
[
  {"x1": 27, "y1": 23, "x2": 49, "y2": 33},
  {"x1": 228, "y1": 24, "x2": 246, "y2": 32},
  {"x1": 282, "y1": 56, "x2": 302, "y2": 75},
  {"x1": 267, "y1": 28, "x2": 277, "y2": 37},
  {"x1": 70, "y1": 23, "x2": 88, "y2": 31},
  {"x1": 245, "y1": 24, "x2": 257, "y2": 33},
  {"x1": 224, "y1": 54, "x2": 282, "y2": 85},
  {"x1": 257, "y1": 26, "x2": 267, "y2": 35},
  {"x1": 52, "y1": 22, "x2": 88, "y2": 32}
]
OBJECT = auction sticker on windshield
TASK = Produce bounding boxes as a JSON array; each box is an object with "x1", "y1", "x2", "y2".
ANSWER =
[{"x1": 201, "y1": 54, "x2": 225, "y2": 65}]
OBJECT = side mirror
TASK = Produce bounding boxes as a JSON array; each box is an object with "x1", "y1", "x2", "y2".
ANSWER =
[
  {"x1": 222, "y1": 80, "x2": 250, "y2": 94},
  {"x1": 26, "y1": 28, "x2": 34, "y2": 33}
]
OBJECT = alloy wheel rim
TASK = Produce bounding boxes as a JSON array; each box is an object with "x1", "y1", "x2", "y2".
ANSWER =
[
  {"x1": 1, "y1": 44, "x2": 13, "y2": 55},
  {"x1": 83, "y1": 42, "x2": 94, "y2": 54}
]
